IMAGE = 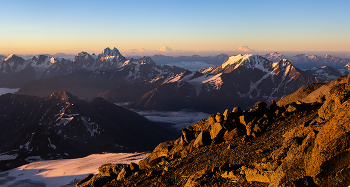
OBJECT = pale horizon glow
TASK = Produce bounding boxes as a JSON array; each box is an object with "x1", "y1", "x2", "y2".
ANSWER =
[{"x1": 0, "y1": 0, "x2": 349, "y2": 55}]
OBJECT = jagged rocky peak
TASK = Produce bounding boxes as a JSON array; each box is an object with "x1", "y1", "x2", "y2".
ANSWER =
[
  {"x1": 124, "y1": 56, "x2": 156, "y2": 66},
  {"x1": 221, "y1": 54, "x2": 273, "y2": 70},
  {"x1": 4, "y1": 54, "x2": 25, "y2": 63},
  {"x1": 73, "y1": 51, "x2": 94, "y2": 62},
  {"x1": 98, "y1": 47, "x2": 126, "y2": 63},
  {"x1": 100, "y1": 47, "x2": 121, "y2": 57},
  {"x1": 137, "y1": 56, "x2": 156, "y2": 64}
]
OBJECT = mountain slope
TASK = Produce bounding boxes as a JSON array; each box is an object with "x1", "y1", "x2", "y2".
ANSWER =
[
  {"x1": 128, "y1": 54, "x2": 318, "y2": 113},
  {"x1": 77, "y1": 74, "x2": 350, "y2": 187},
  {"x1": 0, "y1": 91, "x2": 177, "y2": 171},
  {"x1": 14, "y1": 47, "x2": 185, "y2": 98}
]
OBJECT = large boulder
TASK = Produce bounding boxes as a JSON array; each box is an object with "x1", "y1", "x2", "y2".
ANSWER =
[
  {"x1": 193, "y1": 131, "x2": 211, "y2": 148},
  {"x1": 210, "y1": 123, "x2": 225, "y2": 141},
  {"x1": 139, "y1": 140, "x2": 174, "y2": 169},
  {"x1": 240, "y1": 166, "x2": 273, "y2": 183},
  {"x1": 117, "y1": 166, "x2": 131, "y2": 181},
  {"x1": 181, "y1": 128, "x2": 195, "y2": 144},
  {"x1": 306, "y1": 101, "x2": 350, "y2": 187}
]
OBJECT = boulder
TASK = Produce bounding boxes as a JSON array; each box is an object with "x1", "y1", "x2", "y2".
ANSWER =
[
  {"x1": 239, "y1": 115, "x2": 250, "y2": 126},
  {"x1": 210, "y1": 122, "x2": 225, "y2": 140},
  {"x1": 305, "y1": 101, "x2": 350, "y2": 186},
  {"x1": 269, "y1": 100, "x2": 278, "y2": 112},
  {"x1": 223, "y1": 128, "x2": 240, "y2": 142},
  {"x1": 286, "y1": 104, "x2": 298, "y2": 113},
  {"x1": 182, "y1": 128, "x2": 194, "y2": 144},
  {"x1": 215, "y1": 112, "x2": 224, "y2": 123},
  {"x1": 98, "y1": 164, "x2": 124, "y2": 177},
  {"x1": 240, "y1": 166, "x2": 273, "y2": 183},
  {"x1": 130, "y1": 163, "x2": 139, "y2": 171},
  {"x1": 117, "y1": 166, "x2": 131, "y2": 181},
  {"x1": 254, "y1": 101, "x2": 267, "y2": 110},
  {"x1": 223, "y1": 109, "x2": 234, "y2": 121},
  {"x1": 139, "y1": 140, "x2": 174, "y2": 169},
  {"x1": 184, "y1": 170, "x2": 207, "y2": 187},
  {"x1": 245, "y1": 122, "x2": 253, "y2": 136},
  {"x1": 221, "y1": 171, "x2": 245, "y2": 182},
  {"x1": 193, "y1": 131, "x2": 211, "y2": 147},
  {"x1": 232, "y1": 107, "x2": 242, "y2": 113}
]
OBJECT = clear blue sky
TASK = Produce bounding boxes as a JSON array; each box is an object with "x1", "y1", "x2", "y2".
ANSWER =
[{"x1": 0, "y1": 0, "x2": 349, "y2": 55}]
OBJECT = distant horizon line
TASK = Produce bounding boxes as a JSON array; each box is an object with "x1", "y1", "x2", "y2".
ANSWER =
[{"x1": 2, "y1": 50, "x2": 350, "y2": 56}]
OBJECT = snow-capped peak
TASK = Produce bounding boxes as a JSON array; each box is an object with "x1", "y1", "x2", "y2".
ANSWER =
[
  {"x1": 50, "y1": 57, "x2": 56, "y2": 64},
  {"x1": 268, "y1": 52, "x2": 282, "y2": 57},
  {"x1": 101, "y1": 47, "x2": 121, "y2": 57},
  {"x1": 5, "y1": 54, "x2": 16, "y2": 61},
  {"x1": 221, "y1": 54, "x2": 253, "y2": 69},
  {"x1": 221, "y1": 54, "x2": 272, "y2": 72}
]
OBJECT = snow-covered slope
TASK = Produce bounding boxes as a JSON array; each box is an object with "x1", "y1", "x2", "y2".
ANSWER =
[{"x1": 0, "y1": 152, "x2": 149, "y2": 187}]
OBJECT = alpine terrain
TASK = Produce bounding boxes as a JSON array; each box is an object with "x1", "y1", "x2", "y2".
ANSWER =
[
  {"x1": 76, "y1": 73, "x2": 350, "y2": 187},
  {"x1": 0, "y1": 91, "x2": 177, "y2": 171}
]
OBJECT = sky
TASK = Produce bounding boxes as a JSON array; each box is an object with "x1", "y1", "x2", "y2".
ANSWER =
[{"x1": 0, "y1": 0, "x2": 350, "y2": 56}]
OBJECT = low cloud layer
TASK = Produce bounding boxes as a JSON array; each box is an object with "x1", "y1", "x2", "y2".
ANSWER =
[{"x1": 129, "y1": 109, "x2": 210, "y2": 130}]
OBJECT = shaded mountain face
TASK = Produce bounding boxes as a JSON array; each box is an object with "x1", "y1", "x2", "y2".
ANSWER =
[
  {"x1": 78, "y1": 73, "x2": 350, "y2": 187},
  {"x1": 11, "y1": 47, "x2": 185, "y2": 97},
  {"x1": 126, "y1": 54, "x2": 319, "y2": 113},
  {"x1": 0, "y1": 91, "x2": 177, "y2": 171}
]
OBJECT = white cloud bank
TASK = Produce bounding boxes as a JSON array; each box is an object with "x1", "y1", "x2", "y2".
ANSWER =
[
  {"x1": 237, "y1": 46, "x2": 254, "y2": 52},
  {"x1": 157, "y1": 46, "x2": 173, "y2": 51}
]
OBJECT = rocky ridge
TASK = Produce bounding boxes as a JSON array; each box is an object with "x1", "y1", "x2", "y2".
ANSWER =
[
  {"x1": 127, "y1": 54, "x2": 319, "y2": 113},
  {"x1": 77, "y1": 73, "x2": 350, "y2": 187},
  {"x1": 10, "y1": 47, "x2": 185, "y2": 98},
  {"x1": 0, "y1": 91, "x2": 177, "y2": 171}
]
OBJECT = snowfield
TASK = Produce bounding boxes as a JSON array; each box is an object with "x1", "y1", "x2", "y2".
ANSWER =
[
  {"x1": 0, "y1": 152, "x2": 149, "y2": 187},
  {"x1": 0, "y1": 88, "x2": 19, "y2": 96}
]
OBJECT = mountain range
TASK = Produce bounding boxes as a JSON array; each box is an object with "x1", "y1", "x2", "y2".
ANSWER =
[
  {"x1": 2, "y1": 48, "x2": 350, "y2": 113},
  {"x1": 0, "y1": 91, "x2": 177, "y2": 171},
  {"x1": 91, "y1": 54, "x2": 350, "y2": 113},
  {"x1": 2, "y1": 48, "x2": 184, "y2": 98}
]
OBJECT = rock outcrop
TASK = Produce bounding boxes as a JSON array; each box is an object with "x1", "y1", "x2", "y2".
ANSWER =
[{"x1": 76, "y1": 74, "x2": 350, "y2": 187}]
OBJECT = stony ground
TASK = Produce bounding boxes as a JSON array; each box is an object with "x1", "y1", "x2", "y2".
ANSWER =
[{"x1": 76, "y1": 74, "x2": 350, "y2": 187}]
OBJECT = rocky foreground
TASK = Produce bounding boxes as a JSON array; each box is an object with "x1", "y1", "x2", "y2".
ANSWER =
[{"x1": 76, "y1": 74, "x2": 350, "y2": 187}]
